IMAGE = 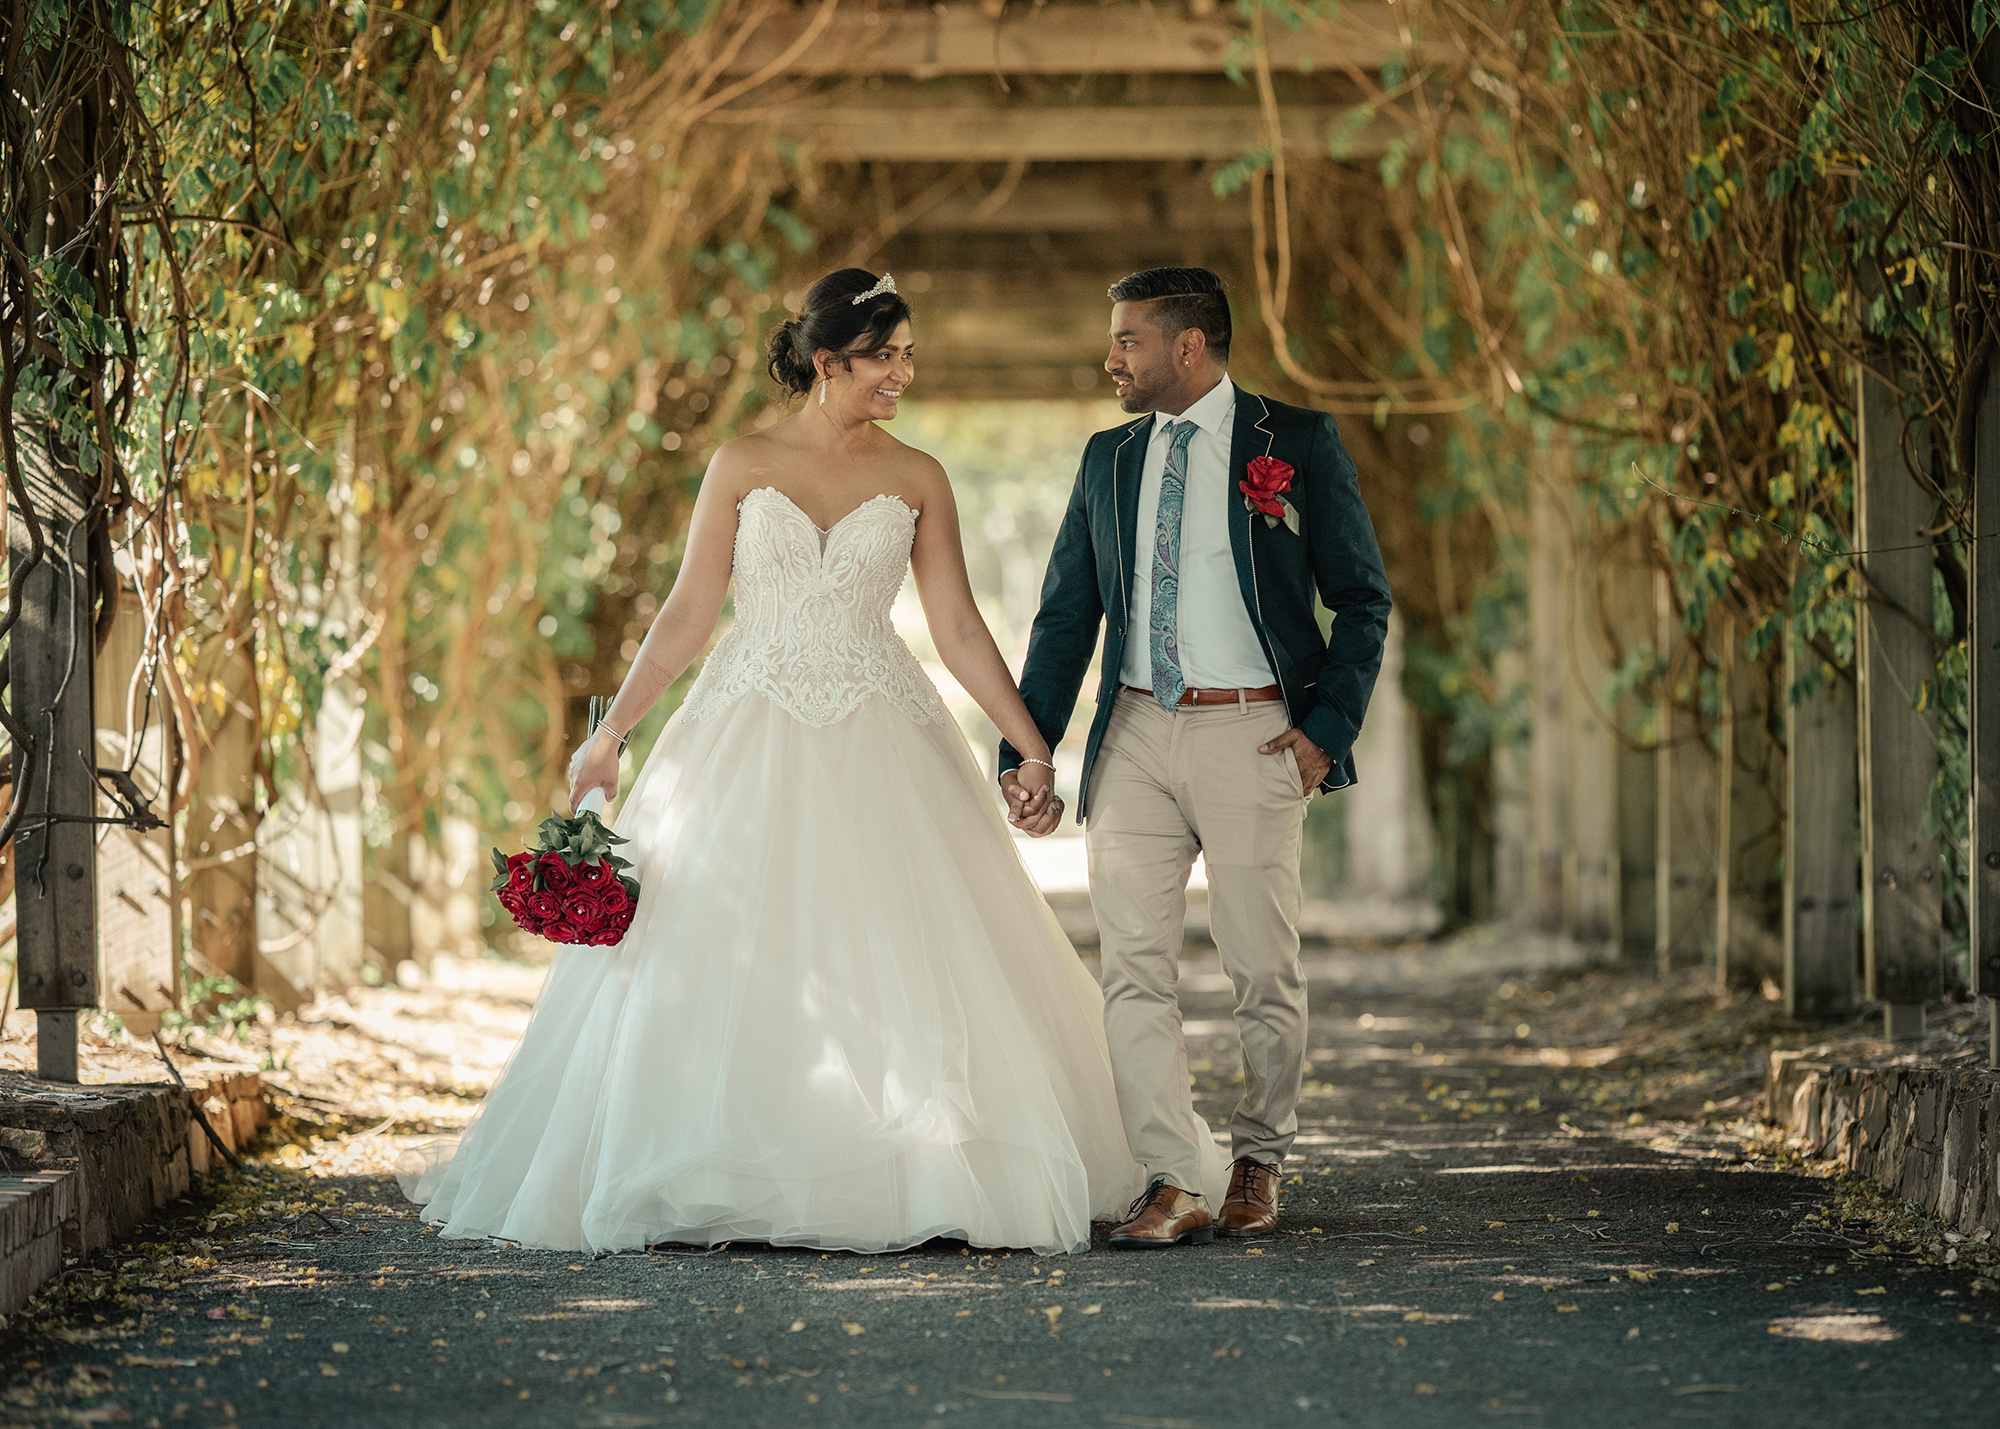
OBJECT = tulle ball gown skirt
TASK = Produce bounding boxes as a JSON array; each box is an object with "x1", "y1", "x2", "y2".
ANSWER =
[{"x1": 399, "y1": 692, "x2": 1146, "y2": 1255}]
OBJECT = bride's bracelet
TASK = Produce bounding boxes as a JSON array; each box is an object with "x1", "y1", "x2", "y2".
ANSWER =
[
  {"x1": 596, "y1": 723, "x2": 631, "y2": 754},
  {"x1": 1017, "y1": 757, "x2": 1055, "y2": 775}
]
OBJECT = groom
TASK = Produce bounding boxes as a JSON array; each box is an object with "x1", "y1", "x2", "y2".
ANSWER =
[{"x1": 1000, "y1": 267, "x2": 1391, "y2": 1249}]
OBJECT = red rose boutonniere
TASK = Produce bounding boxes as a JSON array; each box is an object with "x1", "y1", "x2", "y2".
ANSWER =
[{"x1": 1240, "y1": 455, "x2": 1299, "y2": 533}]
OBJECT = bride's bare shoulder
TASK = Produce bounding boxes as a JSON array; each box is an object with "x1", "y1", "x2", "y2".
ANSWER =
[
  {"x1": 701, "y1": 426, "x2": 796, "y2": 502},
  {"x1": 872, "y1": 432, "x2": 949, "y2": 500}
]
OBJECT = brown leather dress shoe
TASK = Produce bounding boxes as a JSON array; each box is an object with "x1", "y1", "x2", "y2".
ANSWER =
[
  {"x1": 1216, "y1": 1157, "x2": 1281, "y2": 1237},
  {"x1": 1107, "y1": 1178, "x2": 1215, "y2": 1250}
]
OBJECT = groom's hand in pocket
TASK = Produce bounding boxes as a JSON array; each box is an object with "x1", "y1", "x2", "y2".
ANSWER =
[{"x1": 1260, "y1": 727, "x2": 1330, "y2": 795}]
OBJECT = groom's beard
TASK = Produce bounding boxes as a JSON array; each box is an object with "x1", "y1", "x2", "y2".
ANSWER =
[{"x1": 1114, "y1": 366, "x2": 1172, "y2": 413}]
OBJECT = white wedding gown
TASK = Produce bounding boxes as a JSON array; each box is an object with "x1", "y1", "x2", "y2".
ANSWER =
[{"x1": 400, "y1": 485, "x2": 1218, "y2": 1255}]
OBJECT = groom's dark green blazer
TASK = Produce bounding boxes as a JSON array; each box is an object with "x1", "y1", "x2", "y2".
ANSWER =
[{"x1": 999, "y1": 381, "x2": 1393, "y2": 822}]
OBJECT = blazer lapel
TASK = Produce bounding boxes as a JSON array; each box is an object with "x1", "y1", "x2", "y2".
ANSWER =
[
  {"x1": 1109, "y1": 414, "x2": 1149, "y2": 627},
  {"x1": 1225, "y1": 383, "x2": 1277, "y2": 621}
]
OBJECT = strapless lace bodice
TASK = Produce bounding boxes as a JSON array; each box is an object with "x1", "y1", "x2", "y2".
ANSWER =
[{"x1": 680, "y1": 486, "x2": 947, "y2": 728}]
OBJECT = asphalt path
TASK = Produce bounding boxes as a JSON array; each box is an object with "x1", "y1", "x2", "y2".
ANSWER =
[{"x1": 7, "y1": 956, "x2": 1998, "y2": 1427}]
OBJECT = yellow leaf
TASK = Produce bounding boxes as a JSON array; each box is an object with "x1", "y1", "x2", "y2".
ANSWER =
[
  {"x1": 1856, "y1": 1286, "x2": 1886, "y2": 1296},
  {"x1": 1556, "y1": 1305, "x2": 1580, "y2": 1313},
  {"x1": 431, "y1": 25, "x2": 450, "y2": 62},
  {"x1": 842, "y1": 1323, "x2": 866, "y2": 1336},
  {"x1": 1081, "y1": 1305, "x2": 1101, "y2": 1315},
  {"x1": 1491, "y1": 1291, "x2": 1506, "y2": 1302},
  {"x1": 1414, "y1": 1383, "x2": 1436, "y2": 1395},
  {"x1": 788, "y1": 1321, "x2": 804, "y2": 1332}
]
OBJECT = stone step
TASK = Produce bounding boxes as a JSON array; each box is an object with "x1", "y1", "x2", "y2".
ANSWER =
[{"x1": 0, "y1": 1170, "x2": 77, "y2": 1319}]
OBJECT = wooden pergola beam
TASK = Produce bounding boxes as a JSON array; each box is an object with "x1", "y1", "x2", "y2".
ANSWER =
[
  {"x1": 711, "y1": 105, "x2": 1376, "y2": 161},
  {"x1": 908, "y1": 170, "x2": 1248, "y2": 233},
  {"x1": 720, "y1": 2, "x2": 1421, "y2": 78}
]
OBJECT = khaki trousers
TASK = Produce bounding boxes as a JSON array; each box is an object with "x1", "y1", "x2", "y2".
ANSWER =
[{"x1": 1085, "y1": 688, "x2": 1309, "y2": 1192}]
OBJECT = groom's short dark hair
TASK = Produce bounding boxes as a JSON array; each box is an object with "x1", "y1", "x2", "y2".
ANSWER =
[{"x1": 1107, "y1": 267, "x2": 1231, "y2": 363}]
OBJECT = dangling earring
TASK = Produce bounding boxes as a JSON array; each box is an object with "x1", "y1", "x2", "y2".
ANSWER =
[{"x1": 818, "y1": 378, "x2": 828, "y2": 407}]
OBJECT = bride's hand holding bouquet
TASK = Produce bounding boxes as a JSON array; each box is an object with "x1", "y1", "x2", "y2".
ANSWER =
[{"x1": 490, "y1": 698, "x2": 642, "y2": 947}]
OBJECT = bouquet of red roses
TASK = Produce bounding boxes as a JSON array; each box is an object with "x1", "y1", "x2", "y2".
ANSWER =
[{"x1": 490, "y1": 791, "x2": 639, "y2": 946}]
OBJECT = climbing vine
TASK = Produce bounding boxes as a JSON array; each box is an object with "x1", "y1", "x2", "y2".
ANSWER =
[{"x1": 1243, "y1": 0, "x2": 1994, "y2": 955}]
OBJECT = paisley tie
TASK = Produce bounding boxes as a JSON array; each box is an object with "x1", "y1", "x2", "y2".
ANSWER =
[{"x1": 1149, "y1": 418, "x2": 1200, "y2": 712}]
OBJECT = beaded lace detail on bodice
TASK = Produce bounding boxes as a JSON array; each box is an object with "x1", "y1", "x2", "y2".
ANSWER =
[{"x1": 680, "y1": 486, "x2": 947, "y2": 728}]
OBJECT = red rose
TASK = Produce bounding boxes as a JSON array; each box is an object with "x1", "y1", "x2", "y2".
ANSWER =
[
  {"x1": 596, "y1": 881, "x2": 633, "y2": 915},
  {"x1": 1239, "y1": 455, "x2": 1295, "y2": 518},
  {"x1": 524, "y1": 888, "x2": 562, "y2": 923},
  {"x1": 572, "y1": 859, "x2": 613, "y2": 890},
  {"x1": 505, "y1": 853, "x2": 536, "y2": 894},
  {"x1": 560, "y1": 892, "x2": 603, "y2": 927},
  {"x1": 537, "y1": 850, "x2": 577, "y2": 892}
]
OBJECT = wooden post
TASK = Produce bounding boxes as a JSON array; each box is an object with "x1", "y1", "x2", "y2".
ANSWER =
[
  {"x1": 1529, "y1": 478, "x2": 1569, "y2": 933},
  {"x1": 184, "y1": 601, "x2": 260, "y2": 991},
  {"x1": 1973, "y1": 265, "x2": 2000, "y2": 1065},
  {"x1": 255, "y1": 439, "x2": 367, "y2": 1001},
  {"x1": 1784, "y1": 638, "x2": 1860, "y2": 1018},
  {"x1": 1714, "y1": 621, "x2": 1734, "y2": 990},
  {"x1": 8, "y1": 438, "x2": 101, "y2": 1082},
  {"x1": 1654, "y1": 571, "x2": 1673, "y2": 976},
  {"x1": 1491, "y1": 647, "x2": 1531, "y2": 922},
  {"x1": 1567, "y1": 511, "x2": 1620, "y2": 950},
  {"x1": 1855, "y1": 369, "x2": 1942, "y2": 1038},
  {"x1": 93, "y1": 587, "x2": 178, "y2": 1036}
]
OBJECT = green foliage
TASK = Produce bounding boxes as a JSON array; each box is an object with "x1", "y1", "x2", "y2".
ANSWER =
[{"x1": 105, "y1": 0, "x2": 824, "y2": 875}]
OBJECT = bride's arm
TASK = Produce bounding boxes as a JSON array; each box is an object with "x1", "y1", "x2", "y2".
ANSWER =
[
  {"x1": 566, "y1": 454, "x2": 742, "y2": 807},
  {"x1": 906, "y1": 462, "x2": 1058, "y2": 824}
]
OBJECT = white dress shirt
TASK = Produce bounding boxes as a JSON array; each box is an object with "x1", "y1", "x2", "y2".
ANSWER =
[{"x1": 1117, "y1": 379, "x2": 1277, "y2": 692}]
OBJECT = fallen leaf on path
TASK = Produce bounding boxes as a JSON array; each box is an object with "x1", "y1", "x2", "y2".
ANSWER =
[
  {"x1": 1556, "y1": 1305, "x2": 1580, "y2": 1313},
  {"x1": 789, "y1": 1320, "x2": 804, "y2": 1332},
  {"x1": 1856, "y1": 1287, "x2": 1886, "y2": 1296},
  {"x1": 841, "y1": 1323, "x2": 865, "y2": 1336},
  {"x1": 1082, "y1": 1305, "x2": 1101, "y2": 1315}
]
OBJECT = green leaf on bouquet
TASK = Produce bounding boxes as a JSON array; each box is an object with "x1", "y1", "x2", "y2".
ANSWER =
[
  {"x1": 490, "y1": 846, "x2": 507, "y2": 874},
  {"x1": 1279, "y1": 495, "x2": 1301, "y2": 535}
]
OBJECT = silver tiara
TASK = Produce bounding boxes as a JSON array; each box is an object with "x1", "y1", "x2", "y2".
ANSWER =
[{"x1": 850, "y1": 273, "x2": 897, "y2": 305}]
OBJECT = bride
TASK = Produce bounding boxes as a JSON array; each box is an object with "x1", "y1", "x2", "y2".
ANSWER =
[{"x1": 401, "y1": 268, "x2": 1208, "y2": 1255}]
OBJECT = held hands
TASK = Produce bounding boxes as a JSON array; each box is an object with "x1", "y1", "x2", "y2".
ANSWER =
[
  {"x1": 1260, "y1": 727, "x2": 1331, "y2": 795},
  {"x1": 1000, "y1": 761, "x2": 1064, "y2": 838},
  {"x1": 566, "y1": 729, "x2": 622, "y2": 814}
]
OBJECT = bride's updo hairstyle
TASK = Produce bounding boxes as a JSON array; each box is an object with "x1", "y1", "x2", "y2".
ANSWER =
[{"x1": 765, "y1": 268, "x2": 912, "y2": 396}]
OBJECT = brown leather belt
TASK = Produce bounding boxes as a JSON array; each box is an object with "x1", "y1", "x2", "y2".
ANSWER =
[{"x1": 1123, "y1": 683, "x2": 1282, "y2": 708}]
